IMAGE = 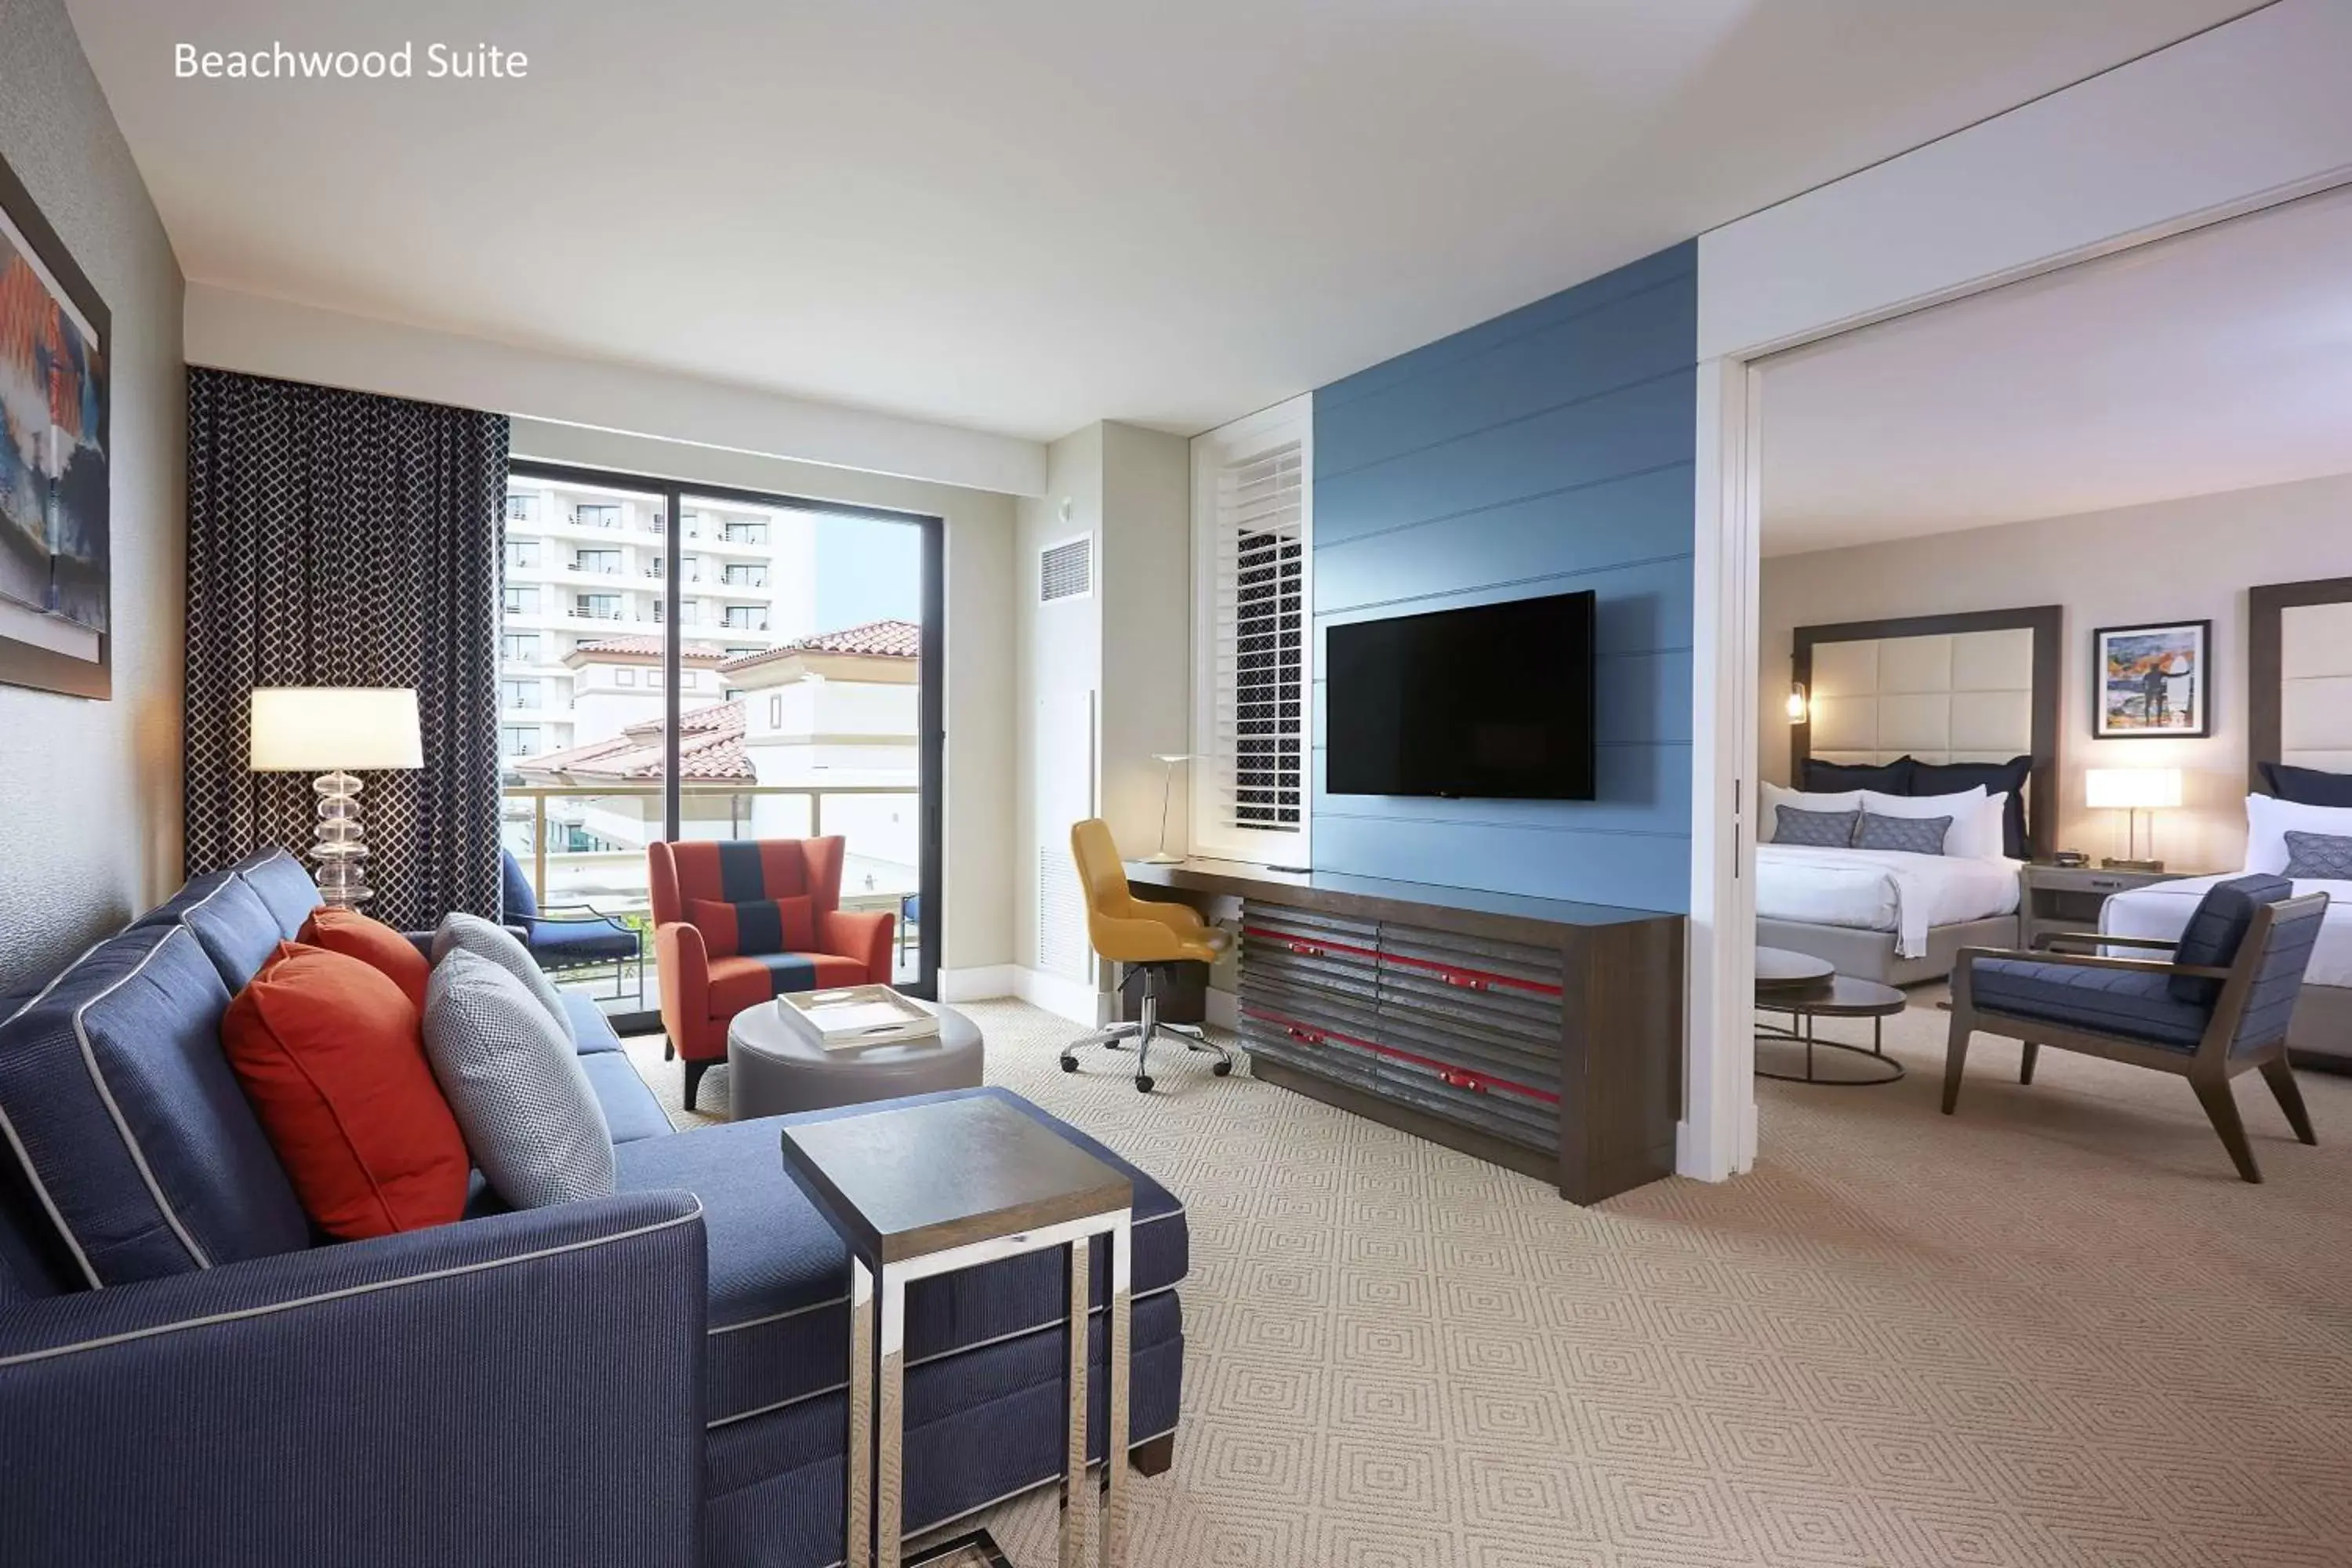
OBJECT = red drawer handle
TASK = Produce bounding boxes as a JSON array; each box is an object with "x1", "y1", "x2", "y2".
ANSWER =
[
  {"x1": 1441, "y1": 1069, "x2": 1484, "y2": 1092},
  {"x1": 1287, "y1": 1025, "x2": 1327, "y2": 1046},
  {"x1": 1287, "y1": 941, "x2": 1328, "y2": 959},
  {"x1": 1440, "y1": 972, "x2": 1490, "y2": 992}
]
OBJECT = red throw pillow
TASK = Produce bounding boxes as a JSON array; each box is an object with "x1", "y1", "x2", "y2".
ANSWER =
[
  {"x1": 223, "y1": 942, "x2": 469, "y2": 1239},
  {"x1": 688, "y1": 895, "x2": 816, "y2": 958},
  {"x1": 299, "y1": 905, "x2": 432, "y2": 1009}
]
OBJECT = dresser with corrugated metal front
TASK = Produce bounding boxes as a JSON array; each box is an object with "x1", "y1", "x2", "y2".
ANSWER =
[{"x1": 1131, "y1": 861, "x2": 1684, "y2": 1203}]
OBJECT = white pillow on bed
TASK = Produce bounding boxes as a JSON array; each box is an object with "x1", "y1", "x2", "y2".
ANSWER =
[
  {"x1": 1762, "y1": 782, "x2": 1860, "y2": 842},
  {"x1": 1858, "y1": 786, "x2": 2006, "y2": 861},
  {"x1": 2245, "y1": 793, "x2": 2352, "y2": 875}
]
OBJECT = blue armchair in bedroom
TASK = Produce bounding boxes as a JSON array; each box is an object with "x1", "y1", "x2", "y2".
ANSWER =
[
  {"x1": 1944, "y1": 873, "x2": 2328, "y2": 1182},
  {"x1": 502, "y1": 849, "x2": 645, "y2": 1005}
]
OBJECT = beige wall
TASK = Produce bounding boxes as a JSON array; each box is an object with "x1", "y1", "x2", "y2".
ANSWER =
[
  {"x1": 1013, "y1": 426, "x2": 1105, "y2": 979},
  {"x1": 0, "y1": 0, "x2": 186, "y2": 992},
  {"x1": 510, "y1": 420, "x2": 1017, "y2": 974},
  {"x1": 1096, "y1": 423, "x2": 1192, "y2": 857},
  {"x1": 1760, "y1": 472, "x2": 2352, "y2": 873}
]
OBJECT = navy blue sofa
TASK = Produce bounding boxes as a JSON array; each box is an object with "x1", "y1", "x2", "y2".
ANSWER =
[{"x1": 0, "y1": 850, "x2": 1186, "y2": 1567}]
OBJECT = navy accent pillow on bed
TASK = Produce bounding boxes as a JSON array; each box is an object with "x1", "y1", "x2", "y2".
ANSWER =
[
  {"x1": 1910, "y1": 755, "x2": 2033, "y2": 860},
  {"x1": 1857, "y1": 811, "x2": 1951, "y2": 855},
  {"x1": 2283, "y1": 831, "x2": 2352, "y2": 880},
  {"x1": 1802, "y1": 757, "x2": 1914, "y2": 794},
  {"x1": 2261, "y1": 762, "x2": 2352, "y2": 808},
  {"x1": 1773, "y1": 807, "x2": 1858, "y2": 848}
]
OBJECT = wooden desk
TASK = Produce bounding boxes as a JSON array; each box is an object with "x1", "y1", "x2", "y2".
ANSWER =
[{"x1": 1126, "y1": 859, "x2": 1684, "y2": 1203}]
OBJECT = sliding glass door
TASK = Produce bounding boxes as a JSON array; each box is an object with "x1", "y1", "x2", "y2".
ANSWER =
[{"x1": 499, "y1": 461, "x2": 944, "y2": 1029}]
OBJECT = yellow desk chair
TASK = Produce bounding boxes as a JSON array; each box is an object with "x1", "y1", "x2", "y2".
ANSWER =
[{"x1": 1062, "y1": 818, "x2": 1236, "y2": 1093}]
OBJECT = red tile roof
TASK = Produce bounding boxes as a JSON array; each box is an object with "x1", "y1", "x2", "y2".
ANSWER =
[
  {"x1": 570, "y1": 635, "x2": 733, "y2": 664},
  {"x1": 718, "y1": 619, "x2": 919, "y2": 673},
  {"x1": 512, "y1": 700, "x2": 754, "y2": 781}
]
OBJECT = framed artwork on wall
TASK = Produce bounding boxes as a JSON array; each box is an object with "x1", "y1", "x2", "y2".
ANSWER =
[
  {"x1": 2093, "y1": 619, "x2": 2210, "y2": 739},
  {"x1": 0, "y1": 144, "x2": 111, "y2": 701}
]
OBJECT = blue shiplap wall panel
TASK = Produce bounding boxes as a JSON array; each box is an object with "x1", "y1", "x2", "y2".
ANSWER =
[{"x1": 1311, "y1": 241, "x2": 1697, "y2": 912}]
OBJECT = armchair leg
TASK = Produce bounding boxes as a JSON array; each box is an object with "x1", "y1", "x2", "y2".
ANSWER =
[
  {"x1": 684, "y1": 1059, "x2": 717, "y2": 1114},
  {"x1": 1940, "y1": 1019, "x2": 1972, "y2": 1115},
  {"x1": 2019, "y1": 1042, "x2": 2038, "y2": 1086},
  {"x1": 2190, "y1": 1075, "x2": 2262, "y2": 1183},
  {"x1": 2258, "y1": 1057, "x2": 2318, "y2": 1145},
  {"x1": 663, "y1": 1036, "x2": 676, "y2": 1062}
]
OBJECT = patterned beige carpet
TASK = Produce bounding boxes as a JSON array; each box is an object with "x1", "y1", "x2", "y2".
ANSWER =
[{"x1": 623, "y1": 997, "x2": 2352, "y2": 1567}]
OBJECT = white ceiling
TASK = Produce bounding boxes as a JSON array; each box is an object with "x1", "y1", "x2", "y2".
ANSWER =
[
  {"x1": 70, "y1": 0, "x2": 2257, "y2": 444},
  {"x1": 1760, "y1": 180, "x2": 2352, "y2": 557}
]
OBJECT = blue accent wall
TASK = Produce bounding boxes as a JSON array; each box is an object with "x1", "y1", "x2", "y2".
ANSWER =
[{"x1": 1311, "y1": 241, "x2": 1697, "y2": 913}]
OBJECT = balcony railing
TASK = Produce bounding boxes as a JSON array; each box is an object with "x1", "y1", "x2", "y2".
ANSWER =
[{"x1": 572, "y1": 604, "x2": 624, "y2": 621}]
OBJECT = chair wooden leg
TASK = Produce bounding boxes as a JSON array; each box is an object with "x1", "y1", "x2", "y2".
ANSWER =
[
  {"x1": 1941, "y1": 1019, "x2": 1971, "y2": 1115},
  {"x1": 2019, "y1": 1041, "x2": 2038, "y2": 1086},
  {"x1": 2190, "y1": 1075, "x2": 2262, "y2": 1183},
  {"x1": 684, "y1": 1058, "x2": 715, "y2": 1113},
  {"x1": 663, "y1": 1036, "x2": 676, "y2": 1062},
  {"x1": 2259, "y1": 1056, "x2": 2318, "y2": 1145}
]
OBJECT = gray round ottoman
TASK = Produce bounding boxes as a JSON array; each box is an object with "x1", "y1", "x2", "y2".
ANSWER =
[{"x1": 726, "y1": 1000, "x2": 985, "y2": 1118}]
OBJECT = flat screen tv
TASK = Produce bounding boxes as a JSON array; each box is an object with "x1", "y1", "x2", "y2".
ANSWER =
[{"x1": 1325, "y1": 590, "x2": 1596, "y2": 800}]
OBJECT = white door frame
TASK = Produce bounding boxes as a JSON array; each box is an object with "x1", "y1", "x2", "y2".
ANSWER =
[{"x1": 1678, "y1": 0, "x2": 2352, "y2": 1182}]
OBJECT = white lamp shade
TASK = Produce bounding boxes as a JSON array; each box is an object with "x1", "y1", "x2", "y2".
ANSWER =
[
  {"x1": 2084, "y1": 767, "x2": 2182, "y2": 810},
  {"x1": 249, "y1": 688, "x2": 423, "y2": 771}
]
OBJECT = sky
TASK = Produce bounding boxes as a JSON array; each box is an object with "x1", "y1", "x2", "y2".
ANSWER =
[{"x1": 814, "y1": 513, "x2": 922, "y2": 632}]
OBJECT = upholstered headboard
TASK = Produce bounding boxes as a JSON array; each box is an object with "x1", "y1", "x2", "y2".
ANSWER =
[
  {"x1": 2250, "y1": 576, "x2": 2352, "y2": 784},
  {"x1": 1791, "y1": 605, "x2": 2063, "y2": 858}
]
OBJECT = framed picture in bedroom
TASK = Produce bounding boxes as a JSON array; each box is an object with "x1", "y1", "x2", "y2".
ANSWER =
[
  {"x1": 2093, "y1": 619, "x2": 2210, "y2": 739},
  {"x1": 0, "y1": 143, "x2": 111, "y2": 701}
]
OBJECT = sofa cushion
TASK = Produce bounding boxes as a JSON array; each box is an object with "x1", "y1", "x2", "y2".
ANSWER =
[
  {"x1": 435, "y1": 912, "x2": 577, "y2": 1044},
  {"x1": 708, "y1": 953, "x2": 869, "y2": 1018},
  {"x1": 299, "y1": 906, "x2": 433, "y2": 1009},
  {"x1": 0, "y1": 924, "x2": 309, "y2": 1285},
  {"x1": 614, "y1": 1086, "x2": 1187, "y2": 1425},
  {"x1": 1969, "y1": 956, "x2": 2211, "y2": 1050},
  {"x1": 228, "y1": 848, "x2": 325, "y2": 935},
  {"x1": 583, "y1": 1051, "x2": 673, "y2": 1145},
  {"x1": 560, "y1": 990, "x2": 628, "y2": 1054},
  {"x1": 223, "y1": 942, "x2": 469, "y2": 1238},
  {"x1": 132, "y1": 870, "x2": 283, "y2": 993},
  {"x1": 2170, "y1": 873, "x2": 2292, "y2": 1004},
  {"x1": 423, "y1": 950, "x2": 617, "y2": 1208}
]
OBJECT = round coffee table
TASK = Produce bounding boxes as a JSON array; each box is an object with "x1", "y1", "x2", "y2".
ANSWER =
[
  {"x1": 727, "y1": 999, "x2": 985, "y2": 1119},
  {"x1": 1755, "y1": 948, "x2": 1906, "y2": 1086}
]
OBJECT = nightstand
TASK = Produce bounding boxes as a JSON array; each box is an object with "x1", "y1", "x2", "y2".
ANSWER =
[{"x1": 2019, "y1": 863, "x2": 2187, "y2": 949}]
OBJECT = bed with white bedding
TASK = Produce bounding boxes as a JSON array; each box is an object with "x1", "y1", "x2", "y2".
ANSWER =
[
  {"x1": 2103, "y1": 873, "x2": 2352, "y2": 989},
  {"x1": 1757, "y1": 844, "x2": 2021, "y2": 959}
]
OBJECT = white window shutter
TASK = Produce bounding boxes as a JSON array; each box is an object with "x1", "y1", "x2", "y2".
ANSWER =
[{"x1": 1191, "y1": 395, "x2": 1312, "y2": 862}]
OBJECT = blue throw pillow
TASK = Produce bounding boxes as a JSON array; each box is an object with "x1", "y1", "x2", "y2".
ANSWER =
[
  {"x1": 2169, "y1": 873, "x2": 2293, "y2": 1006},
  {"x1": 1773, "y1": 807, "x2": 1857, "y2": 848},
  {"x1": 2260, "y1": 762, "x2": 2352, "y2": 808},
  {"x1": 1803, "y1": 757, "x2": 1914, "y2": 794},
  {"x1": 2282, "y1": 831, "x2": 2352, "y2": 880},
  {"x1": 1856, "y1": 811, "x2": 1950, "y2": 855},
  {"x1": 1911, "y1": 755, "x2": 2034, "y2": 860}
]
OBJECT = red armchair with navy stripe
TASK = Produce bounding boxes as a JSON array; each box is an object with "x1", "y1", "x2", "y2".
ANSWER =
[{"x1": 650, "y1": 837, "x2": 896, "y2": 1108}]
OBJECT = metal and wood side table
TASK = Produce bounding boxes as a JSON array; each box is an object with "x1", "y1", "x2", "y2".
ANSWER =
[
  {"x1": 779, "y1": 1095, "x2": 1136, "y2": 1568},
  {"x1": 1755, "y1": 946, "x2": 1907, "y2": 1085},
  {"x1": 2019, "y1": 862, "x2": 2186, "y2": 951}
]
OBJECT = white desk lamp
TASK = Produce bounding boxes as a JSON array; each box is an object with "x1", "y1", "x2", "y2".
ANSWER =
[
  {"x1": 1145, "y1": 753, "x2": 1192, "y2": 865},
  {"x1": 2084, "y1": 766, "x2": 2181, "y2": 873}
]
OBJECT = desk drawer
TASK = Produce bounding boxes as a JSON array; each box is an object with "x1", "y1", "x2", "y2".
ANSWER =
[
  {"x1": 1243, "y1": 902, "x2": 1381, "y2": 1008},
  {"x1": 1375, "y1": 1051, "x2": 1559, "y2": 1152},
  {"x1": 1236, "y1": 1004, "x2": 1379, "y2": 1091},
  {"x1": 1372, "y1": 999, "x2": 1561, "y2": 1094}
]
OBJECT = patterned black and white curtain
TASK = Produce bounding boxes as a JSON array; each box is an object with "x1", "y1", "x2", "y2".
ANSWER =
[{"x1": 184, "y1": 368, "x2": 507, "y2": 930}]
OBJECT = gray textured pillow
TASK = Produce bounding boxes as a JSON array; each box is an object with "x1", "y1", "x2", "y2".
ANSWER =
[
  {"x1": 422, "y1": 948, "x2": 615, "y2": 1208},
  {"x1": 1857, "y1": 811, "x2": 1951, "y2": 855},
  {"x1": 434, "y1": 911, "x2": 575, "y2": 1044},
  {"x1": 2283, "y1": 830, "x2": 2352, "y2": 880},
  {"x1": 1773, "y1": 806, "x2": 1857, "y2": 848}
]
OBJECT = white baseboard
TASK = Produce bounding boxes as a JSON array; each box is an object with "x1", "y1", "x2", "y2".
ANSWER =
[
  {"x1": 938, "y1": 965, "x2": 1016, "y2": 1003},
  {"x1": 1012, "y1": 967, "x2": 1105, "y2": 1028}
]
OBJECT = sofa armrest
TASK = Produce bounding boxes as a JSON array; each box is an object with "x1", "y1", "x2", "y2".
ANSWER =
[
  {"x1": 656, "y1": 919, "x2": 711, "y2": 1039},
  {"x1": 820, "y1": 907, "x2": 896, "y2": 982},
  {"x1": 401, "y1": 924, "x2": 532, "y2": 960},
  {"x1": 0, "y1": 1194, "x2": 706, "y2": 1568}
]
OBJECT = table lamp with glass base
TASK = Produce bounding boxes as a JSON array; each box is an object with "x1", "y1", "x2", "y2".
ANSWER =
[
  {"x1": 249, "y1": 688, "x2": 425, "y2": 909},
  {"x1": 1144, "y1": 753, "x2": 1192, "y2": 865},
  {"x1": 2084, "y1": 766, "x2": 2181, "y2": 873}
]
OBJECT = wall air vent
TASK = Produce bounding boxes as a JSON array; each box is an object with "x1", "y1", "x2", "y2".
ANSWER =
[{"x1": 1039, "y1": 535, "x2": 1092, "y2": 603}]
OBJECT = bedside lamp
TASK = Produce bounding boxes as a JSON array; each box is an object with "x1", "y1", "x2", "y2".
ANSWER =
[
  {"x1": 250, "y1": 687, "x2": 423, "y2": 908},
  {"x1": 2085, "y1": 767, "x2": 2181, "y2": 873}
]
